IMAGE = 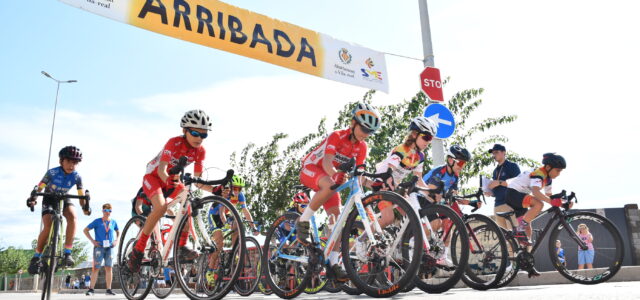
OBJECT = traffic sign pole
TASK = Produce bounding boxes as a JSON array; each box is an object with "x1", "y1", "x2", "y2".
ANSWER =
[{"x1": 419, "y1": 0, "x2": 445, "y2": 166}]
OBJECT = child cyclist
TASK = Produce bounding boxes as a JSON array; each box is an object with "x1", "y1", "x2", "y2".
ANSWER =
[
  {"x1": 374, "y1": 116, "x2": 437, "y2": 227},
  {"x1": 505, "y1": 152, "x2": 568, "y2": 276},
  {"x1": 422, "y1": 145, "x2": 480, "y2": 265},
  {"x1": 128, "y1": 109, "x2": 222, "y2": 272},
  {"x1": 27, "y1": 146, "x2": 90, "y2": 274},
  {"x1": 205, "y1": 175, "x2": 259, "y2": 284},
  {"x1": 296, "y1": 102, "x2": 381, "y2": 281}
]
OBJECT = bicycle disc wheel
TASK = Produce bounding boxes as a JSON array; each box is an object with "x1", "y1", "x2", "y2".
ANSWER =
[
  {"x1": 412, "y1": 204, "x2": 468, "y2": 294},
  {"x1": 458, "y1": 215, "x2": 508, "y2": 290},
  {"x1": 341, "y1": 191, "x2": 423, "y2": 298},
  {"x1": 117, "y1": 215, "x2": 153, "y2": 300},
  {"x1": 549, "y1": 211, "x2": 624, "y2": 284},
  {"x1": 41, "y1": 218, "x2": 59, "y2": 300},
  {"x1": 234, "y1": 236, "x2": 262, "y2": 296},
  {"x1": 174, "y1": 195, "x2": 246, "y2": 300},
  {"x1": 262, "y1": 212, "x2": 311, "y2": 299}
]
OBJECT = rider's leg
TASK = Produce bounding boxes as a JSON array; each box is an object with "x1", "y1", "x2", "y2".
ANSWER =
[
  {"x1": 135, "y1": 192, "x2": 168, "y2": 252},
  {"x1": 521, "y1": 196, "x2": 542, "y2": 240},
  {"x1": 378, "y1": 204, "x2": 394, "y2": 228},
  {"x1": 36, "y1": 214, "x2": 53, "y2": 253},
  {"x1": 62, "y1": 205, "x2": 77, "y2": 253}
]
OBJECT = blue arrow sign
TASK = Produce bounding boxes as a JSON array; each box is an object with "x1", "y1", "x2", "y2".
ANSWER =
[{"x1": 424, "y1": 103, "x2": 456, "y2": 139}]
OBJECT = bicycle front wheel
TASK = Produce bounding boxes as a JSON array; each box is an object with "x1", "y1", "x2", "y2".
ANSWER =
[
  {"x1": 234, "y1": 236, "x2": 262, "y2": 296},
  {"x1": 341, "y1": 191, "x2": 423, "y2": 298},
  {"x1": 117, "y1": 215, "x2": 153, "y2": 300},
  {"x1": 459, "y1": 214, "x2": 508, "y2": 290},
  {"x1": 174, "y1": 196, "x2": 246, "y2": 300},
  {"x1": 151, "y1": 268, "x2": 178, "y2": 299},
  {"x1": 549, "y1": 211, "x2": 624, "y2": 284},
  {"x1": 41, "y1": 218, "x2": 59, "y2": 300}
]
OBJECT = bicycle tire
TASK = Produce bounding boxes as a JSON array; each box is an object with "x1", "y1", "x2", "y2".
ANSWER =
[
  {"x1": 494, "y1": 230, "x2": 519, "y2": 289},
  {"x1": 458, "y1": 215, "x2": 508, "y2": 290},
  {"x1": 117, "y1": 215, "x2": 153, "y2": 300},
  {"x1": 234, "y1": 236, "x2": 262, "y2": 296},
  {"x1": 322, "y1": 279, "x2": 342, "y2": 293},
  {"x1": 412, "y1": 204, "x2": 469, "y2": 294},
  {"x1": 341, "y1": 280, "x2": 363, "y2": 295},
  {"x1": 341, "y1": 191, "x2": 423, "y2": 298},
  {"x1": 41, "y1": 218, "x2": 59, "y2": 300},
  {"x1": 549, "y1": 211, "x2": 624, "y2": 284},
  {"x1": 151, "y1": 269, "x2": 178, "y2": 299},
  {"x1": 174, "y1": 195, "x2": 246, "y2": 300},
  {"x1": 262, "y1": 211, "x2": 311, "y2": 299}
]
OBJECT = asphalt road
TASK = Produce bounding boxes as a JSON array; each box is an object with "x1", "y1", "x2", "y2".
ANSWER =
[{"x1": 2, "y1": 281, "x2": 639, "y2": 300}]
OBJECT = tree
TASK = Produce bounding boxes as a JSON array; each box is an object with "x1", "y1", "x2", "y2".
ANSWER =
[
  {"x1": 231, "y1": 84, "x2": 535, "y2": 224},
  {"x1": 0, "y1": 247, "x2": 32, "y2": 274},
  {"x1": 30, "y1": 237, "x2": 89, "y2": 269}
]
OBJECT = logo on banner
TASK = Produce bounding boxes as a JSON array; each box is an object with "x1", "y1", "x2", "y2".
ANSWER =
[
  {"x1": 339, "y1": 48, "x2": 352, "y2": 64},
  {"x1": 361, "y1": 57, "x2": 383, "y2": 82}
]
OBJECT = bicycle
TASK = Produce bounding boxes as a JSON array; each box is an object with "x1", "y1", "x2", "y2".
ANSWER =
[
  {"x1": 495, "y1": 190, "x2": 624, "y2": 287},
  {"x1": 262, "y1": 158, "x2": 424, "y2": 298},
  {"x1": 29, "y1": 189, "x2": 91, "y2": 300},
  {"x1": 233, "y1": 221, "x2": 263, "y2": 296},
  {"x1": 118, "y1": 156, "x2": 246, "y2": 300}
]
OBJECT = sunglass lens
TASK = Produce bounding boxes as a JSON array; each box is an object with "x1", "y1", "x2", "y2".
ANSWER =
[{"x1": 422, "y1": 134, "x2": 433, "y2": 141}]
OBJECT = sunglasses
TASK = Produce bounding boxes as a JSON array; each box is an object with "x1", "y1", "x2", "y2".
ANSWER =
[
  {"x1": 419, "y1": 133, "x2": 433, "y2": 142},
  {"x1": 103, "y1": 209, "x2": 112, "y2": 213},
  {"x1": 299, "y1": 204, "x2": 308, "y2": 209},
  {"x1": 357, "y1": 123, "x2": 375, "y2": 134},
  {"x1": 455, "y1": 159, "x2": 467, "y2": 168},
  {"x1": 188, "y1": 129, "x2": 208, "y2": 139}
]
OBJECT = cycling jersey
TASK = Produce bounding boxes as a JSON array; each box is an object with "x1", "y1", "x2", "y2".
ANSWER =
[
  {"x1": 301, "y1": 129, "x2": 367, "y2": 168},
  {"x1": 375, "y1": 144, "x2": 425, "y2": 185},
  {"x1": 422, "y1": 165, "x2": 458, "y2": 193},
  {"x1": 145, "y1": 136, "x2": 206, "y2": 176},
  {"x1": 210, "y1": 192, "x2": 247, "y2": 215},
  {"x1": 39, "y1": 166, "x2": 83, "y2": 194},
  {"x1": 508, "y1": 167, "x2": 552, "y2": 195}
]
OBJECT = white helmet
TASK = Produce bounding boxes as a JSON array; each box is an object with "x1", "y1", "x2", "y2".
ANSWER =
[
  {"x1": 410, "y1": 116, "x2": 437, "y2": 136},
  {"x1": 180, "y1": 109, "x2": 212, "y2": 131},
  {"x1": 352, "y1": 102, "x2": 382, "y2": 133}
]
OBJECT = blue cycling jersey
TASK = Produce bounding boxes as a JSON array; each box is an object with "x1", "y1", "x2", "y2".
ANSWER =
[
  {"x1": 40, "y1": 166, "x2": 83, "y2": 194},
  {"x1": 209, "y1": 192, "x2": 247, "y2": 216},
  {"x1": 423, "y1": 165, "x2": 458, "y2": 193}
]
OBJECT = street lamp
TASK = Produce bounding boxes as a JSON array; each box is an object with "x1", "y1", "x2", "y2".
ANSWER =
[{"x1": 41, "y1": 71, "x2": 77, "y2": 170}]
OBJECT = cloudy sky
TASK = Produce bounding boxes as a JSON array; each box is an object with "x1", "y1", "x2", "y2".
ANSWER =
[{"x1": 1, "y1": 0, "x2": 638, "y2": 249}]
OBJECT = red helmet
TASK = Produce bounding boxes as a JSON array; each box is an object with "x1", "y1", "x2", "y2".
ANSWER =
[{"x1": 292, "y1": 192, "x2": 310, "y2": 204}]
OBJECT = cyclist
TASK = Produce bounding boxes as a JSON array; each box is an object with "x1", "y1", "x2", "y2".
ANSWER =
[
  {"x1": 289, "y1": 191, "x2": 310, "y2": 214},
  {"x1": 505, "y1": 153, "x2": 568, "y2": 248},
  {"x1": 422, "y1": 145, "x2": 479, "y2": 265},
  {"x1": 27, "y1": 146, "x2": 90, "y2": 274},
  {"x1": 296, "y1": 102, "x2": 381, "y2": 281},
  {"x1": 205, "y1": 175, "x2": 259, "y2": 285},
  {"x1": 128, "y1": 110, "x2": 221, "y2": 272},
  {"x1": 130, "y1": 188, "x2": 152, "y2": 217},
  {"x1": 373, "y1": 116, "x2": 437, "y2": 227}
]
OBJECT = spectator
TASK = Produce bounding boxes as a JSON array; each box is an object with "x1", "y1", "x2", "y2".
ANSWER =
[
  {"x1": 577, "y1": 223, "x2": 594, "y2": 269},
  {"x1": 65, "y1": 274, "x2": 71, "y2": 288},
  {"x1": 487, "y1": 144, "x2": 521, "y2": 229},
  {"x1": 73, "y1": 278, "x2": 79, "y2": 289},
  {"x1": 556, "y1": 240, "x2": 566, "y2": 266},
  {"x1": 83, "y1": 203, "x2": 119, "y2": 296},
  {"x1": 84, "y1": 273, "x2": 91, "y2": 289}
]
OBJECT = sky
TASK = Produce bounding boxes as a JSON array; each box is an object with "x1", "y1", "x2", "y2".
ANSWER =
[{"x1": 1, "y1": 0, "x2": 639, "y2": 249}]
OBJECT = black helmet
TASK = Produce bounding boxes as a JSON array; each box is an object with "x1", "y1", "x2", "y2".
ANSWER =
[
  {"x1": 542, "y1": 153, "x2": 566, "y2": 169},
  {"x1": 59, "y1": 146, "x2": 83, "y2": 161},
  {"x1": 446, "y1": 145, "x2": 471, "y2": 162}
]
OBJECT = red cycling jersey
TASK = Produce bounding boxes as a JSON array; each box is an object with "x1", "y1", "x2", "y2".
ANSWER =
[
  {"x1": 145, "y1": 136, "x2": 206, "y2": 176},
  {"x1": 302, "y1": 128, "x2": 367, "y2": 168}
]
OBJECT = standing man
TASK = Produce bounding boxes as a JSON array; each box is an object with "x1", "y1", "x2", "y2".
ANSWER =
[
  {"x1": 83, "y1": 203, "x2": 119, "y2": 296},
  {"x1": 487, "y1": 144, "x2": 521, "y2": 229}
]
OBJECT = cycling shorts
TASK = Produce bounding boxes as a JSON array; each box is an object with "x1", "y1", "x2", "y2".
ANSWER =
[
  {"x1": 299, "y1": 164, "x2": 340, "y2": 210},
  {"x1": 142, "y1": 173, "x2": 166, "y2": 200},
  {"x1": 505, "y1": 188, "x2": 532, "y2": 218},
  {"x1": 42, "y1": 195, "x2": 74, "y2": 216}
]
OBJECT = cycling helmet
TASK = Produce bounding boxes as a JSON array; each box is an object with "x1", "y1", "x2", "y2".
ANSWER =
[
  {"x1": 292, "y1": 191, "x2": 310, "y2": 204},
  {"x1": 59, "y1": 146, "x2": 82, "y2": 161},
  {"x1": 542, "y1": 153, "x2": 566, "y2": 169},
  {"x1": 445, "y1": 145, "x2": 471, "y2": 162},
  {"x1": 409, "y1": 116, "x2": 437, "y2": 136},
  {"x1": 180, "y1": 109, "x2": 212, "y2": 131},
  {"x1": 352, "y1": 103, "x2": 381, "y2": 133},
  {"x1": 231, "y1": 175, "x2": 246, "y2": 187}
]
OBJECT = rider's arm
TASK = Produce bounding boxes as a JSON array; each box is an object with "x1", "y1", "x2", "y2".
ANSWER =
[
  {"x1": 193, "y1": 172, "x2": 215, "y2": 193},
  {"x1": 134, "y1": 198, "x2": 144, "y2": 215},
  {"x1": 75, "y1": 175, "x2": 88, "y2": 213},
  {"x1": 532, "y1": 186, "x2": 552, "y2": 203},
  {"x1": 157, "y1": 161, "x2": 170, "y2": 182},
  {"x1": 322, "y1": 153, "x2": 339, "y2": 177}
]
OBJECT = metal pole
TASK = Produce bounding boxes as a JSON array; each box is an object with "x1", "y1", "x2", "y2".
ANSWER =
[
  {"x1": 419, "y1": 0, "x2": 445, "y2": 166},
  {"x1": 46, "y1": 81, "x2": 61, "y2": 170}
]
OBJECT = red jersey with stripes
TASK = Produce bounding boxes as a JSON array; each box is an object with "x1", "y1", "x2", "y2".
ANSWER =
[
  {"x1": 302, "y1": 128, "x2": 367, "y2": 168},
  {"x1": 145, "y1": 136, "x2": 206, "y2": 176}
]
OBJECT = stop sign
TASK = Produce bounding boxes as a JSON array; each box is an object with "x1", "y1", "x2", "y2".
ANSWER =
[{"x1": 420, "y1": 67, "x2": 444, "y2": 101}]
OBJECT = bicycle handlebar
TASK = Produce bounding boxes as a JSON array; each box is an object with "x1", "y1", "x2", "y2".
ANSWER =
[
  {"x1": 329, "y1": 159, "x2": 393, "y2": 190},
  {"x1": 183, "y1": 169, "x2": 234, "y2": 187},
  {"x1": 30, "y1": 189, "x2": 91, "y2": 214}
]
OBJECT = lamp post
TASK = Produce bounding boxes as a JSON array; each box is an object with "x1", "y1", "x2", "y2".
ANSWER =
[{"x1": 41, "y1": 71, "x2": 77, "y2": 170}]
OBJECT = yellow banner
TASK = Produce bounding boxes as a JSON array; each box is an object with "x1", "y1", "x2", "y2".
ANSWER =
[{"x1": 60, "y1": 0, "x2": 389, "y2": 92}]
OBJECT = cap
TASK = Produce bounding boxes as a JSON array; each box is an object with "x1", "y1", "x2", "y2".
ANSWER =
[{"x1": 488, "y1": 144, "x2": 506, "y2": 153}]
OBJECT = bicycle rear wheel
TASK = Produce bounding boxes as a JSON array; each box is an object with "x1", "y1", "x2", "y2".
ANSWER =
[
  {"x1": 341, "y1": 191, "x2": 423, "y2": 298},
  {"x1": 495, "y1": 231, "x2": 520, "y2": 288},
  {"x1": 118, "y1": 215, "x2": 153, "y2": 300},
  {"x1": 549, "y1": 211, "x2": 624, "y2": 284},
  {"x1": 174, "y1": 196, "x2": 246, "y2": 300},
  {"x1": 234, "y1": 236, "x2": 262, "y2": 296},
  {"x1": 262, "y1": 212, "x2": 311, "y2": 299},
  {"x1": 413, "y1": 204, "x2": 469, "y2": 294},
  {"x1": 459, "y1": 215, "x2": 508, "y2": 290},
  {"x1": 151, "y1": 267, "x2": 178, "y2": 299}
]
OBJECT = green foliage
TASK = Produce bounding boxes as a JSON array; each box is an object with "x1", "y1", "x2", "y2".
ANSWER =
[
  {"x1": 0, "y1": 247, "x2": 32, "y2": 274},
  {"x1": 231, "y1": 82, "x2": 535, "y2": 224},
  {"x1": 29, "y1": 236, "x2": 89, "y2": 269}
]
